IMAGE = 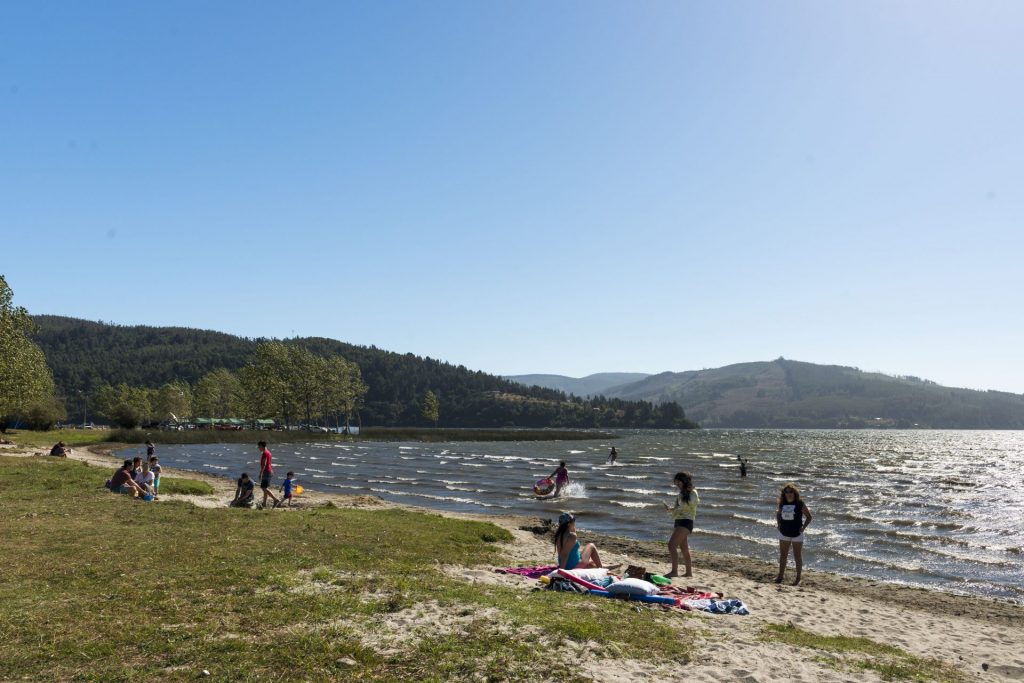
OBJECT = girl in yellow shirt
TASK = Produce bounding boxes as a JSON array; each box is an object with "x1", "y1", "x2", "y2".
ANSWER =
[{"x1": 663, "y1": 471, "x2": 699, "y2": 577}]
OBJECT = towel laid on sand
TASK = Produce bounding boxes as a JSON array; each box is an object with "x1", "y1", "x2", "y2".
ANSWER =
[{"x1": 495, "y1": 565, "x2": 558, "y2": 579}]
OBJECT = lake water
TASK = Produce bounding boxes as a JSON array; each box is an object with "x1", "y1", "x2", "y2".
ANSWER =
[{"x1": 130, "y1": 429, "x2": 1024, "y2": 601}]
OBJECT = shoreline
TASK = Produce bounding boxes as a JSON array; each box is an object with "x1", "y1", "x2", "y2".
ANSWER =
[{"x1": 6, "y1": 441, "x2": 1024, "y2": 680}]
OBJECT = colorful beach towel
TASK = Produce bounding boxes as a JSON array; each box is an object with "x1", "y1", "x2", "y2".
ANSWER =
[{"x1": 495, "y1": 565, "x2": 558, "y2": 580}]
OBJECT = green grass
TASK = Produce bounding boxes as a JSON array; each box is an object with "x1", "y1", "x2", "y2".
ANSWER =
[
  {"x1": 3, "y1": 427, "x2": 114, "y2": 448},
  {"x1": 763, "y1": 623, "x2": 962, "y2": 682},
  {"x1": 158, "y1": 477, "x2": 216, "y2": 495},
  {"x1": 0, "y1": 456, "x2": 693, "y2": 681}
]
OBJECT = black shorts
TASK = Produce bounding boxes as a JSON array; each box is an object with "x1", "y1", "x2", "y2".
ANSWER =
[
  {"x1": 260, "y1": 474, "x2": 272, "y2": 489},
  {"x1": 674, "y1": 519, "x2": 694, "y2": 531}
]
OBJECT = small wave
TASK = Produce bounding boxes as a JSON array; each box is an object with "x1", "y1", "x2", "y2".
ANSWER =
[
  {"x1": 638, "y1": 457, "x2": 671, "y2": 461},
  {"x1": 610, "y1": 500, "x2": 656, "y2": 508},
  {"x1": 621, "y1": 488, "x2": 660, "y2": 495},
  {"x1": 732, "y1": 513, "x2": 774, "y2": 527},
  {"x1": 604, "y1": 474, "x2": 648, "y2": 480},
  {"x1": 311, "y1": 474, "x2": 335, "y2": 479},
  {"x1": 567, "y1": 450, "x2": 586, "y2": 454}
]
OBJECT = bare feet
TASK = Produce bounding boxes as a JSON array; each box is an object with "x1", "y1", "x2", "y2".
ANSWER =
[
  {"x1": 683, "y1": 572, "x2": 693, "y2": 578},
  {"x1": 665, "y1": 571, "x2": 678, "y2": 578},
  {"x1": 774, "y1": 575, "x2": 783, "y2": 584},
  {"x1": 792, "y1": 576, "x2": 801, "y2": 586}
]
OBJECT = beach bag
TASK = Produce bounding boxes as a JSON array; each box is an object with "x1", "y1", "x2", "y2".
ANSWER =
[{"x1": 624, "y1": 565, "x2": 647, "y2": 580}]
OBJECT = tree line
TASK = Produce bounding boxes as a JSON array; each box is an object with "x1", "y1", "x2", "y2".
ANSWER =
[{"x1": 18, "y1": 312, "x2": 697, "y2": 430}]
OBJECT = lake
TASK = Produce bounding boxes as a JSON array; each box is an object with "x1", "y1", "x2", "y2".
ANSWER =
[{"x1": 129, "y1": 429, "x2": 1024, "y2": 601}]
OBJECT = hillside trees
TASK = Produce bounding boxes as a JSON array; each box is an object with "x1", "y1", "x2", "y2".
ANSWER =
[{"x1": 0, "y1": 276, "x2": 59, "y2": 430}]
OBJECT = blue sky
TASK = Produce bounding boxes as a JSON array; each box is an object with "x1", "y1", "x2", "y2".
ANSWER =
[{"x1": 2, "y1": 1, "x2": 1023, "y2": 392}]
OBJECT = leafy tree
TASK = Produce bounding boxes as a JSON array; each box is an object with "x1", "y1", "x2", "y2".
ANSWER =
[
  {"x1": 152, "y1": 381, "x2": 193, "y2": 422},
  {"x1": 421, "y1": 390, "x2": 440, "y2": 426},
  {"x1": 23, "y1": 395, "x2": 67, "y2": 430},
  {"x1": 93, "y1": 383, "x2": 152, "y2": 428},
  {"x1": 193, "y1": 369, "x2": 241, "y2": 418},
  {"x1": 0, "y1": 276, "x2": 57, "y2": 430}
]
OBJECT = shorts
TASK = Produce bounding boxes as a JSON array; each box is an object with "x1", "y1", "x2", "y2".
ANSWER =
[
  {"x1": 116, "y1": 484, "x2": 134, "y2": 495},
  {"x1": 260, "y1": 474, "x2": 272, "y2": 489},
  {"x1": 674, "y1": 519, "x2": 694, "y2": 531},
  {"x1": 779, "y1": 532, "x2": 804, "y2": 544}
]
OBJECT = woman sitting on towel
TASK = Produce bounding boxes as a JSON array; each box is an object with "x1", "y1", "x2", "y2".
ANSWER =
[{"x1": 554, "y1": 512, "x2": 605, "y2": 570}]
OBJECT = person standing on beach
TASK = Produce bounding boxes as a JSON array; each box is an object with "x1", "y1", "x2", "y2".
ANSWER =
[
  {"x1": 549, "y1": 461, "x2": 570, "y2": 497},
  {"x1": 775, "y1": 483, "x2": 812, "y2": 585},
  {"x1": 257, "y1": 441, "x2": 281, "y2": 509},
  {"x1": 663, "y1": 471, "x2": 698, "y2": 578}
]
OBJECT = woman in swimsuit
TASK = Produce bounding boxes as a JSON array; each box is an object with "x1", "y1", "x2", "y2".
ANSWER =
[
  {"x1": 549, "y1": 461, "x2": 570, "y2": 497},
  {"x1": 553, "y1": 512, "x2": 604, "y2": 570}
]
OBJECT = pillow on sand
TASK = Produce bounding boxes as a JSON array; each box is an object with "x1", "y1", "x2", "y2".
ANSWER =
[
  {"x1": 606, "y1": 578, "x2": 658, "y2": 596},
  {"x1": 548, "y1": 567, "x2": 609, "y2": 583}
]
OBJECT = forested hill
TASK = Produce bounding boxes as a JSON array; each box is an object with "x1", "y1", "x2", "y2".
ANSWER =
[
  {"x1": 31, "y1": 315, "x2": 696, "y2": 429},
  {"x1": 505, "y1": 373, "x2": 650, "y2": 398},
  {"x1": 601, "y1": 358, "x2": 1024, "y2": 429}
]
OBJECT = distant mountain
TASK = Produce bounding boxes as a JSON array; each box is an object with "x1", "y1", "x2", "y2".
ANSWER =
[
  {"x1": 602, "y1": 358, "x2": 1024, "y2": 429},
  {"x1": 507, "y1": 373, "x2": 651, "y2": 397}
]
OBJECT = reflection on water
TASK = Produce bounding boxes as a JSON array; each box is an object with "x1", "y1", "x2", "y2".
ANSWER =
[{"x1": 128, "y1": 429, "x2": 1024, "y2": 601}]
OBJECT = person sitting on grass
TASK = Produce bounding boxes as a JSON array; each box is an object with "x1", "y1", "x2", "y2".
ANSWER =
[
  {"x1": 554, "y1": 512, "x2": 605, "y2": 570},
  {"x1": 231, "y1": 473, "x2": 255, "y2": 508},
  {"x1": 108, "y1": 460, "x2": 147, "y2": 497},
  {"x1": 136, "y1": 462, "x2": 156, "y2": 498},
  {"x1": 49, "y1": 441, "x2": 70, "y2": 457}
]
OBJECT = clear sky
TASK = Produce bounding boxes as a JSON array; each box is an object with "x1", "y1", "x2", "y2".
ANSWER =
[{"x1": 2, "y1": 1, "x2": 1023, "y2": 393}]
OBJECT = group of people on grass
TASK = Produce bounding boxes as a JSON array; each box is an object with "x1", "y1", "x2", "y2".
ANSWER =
[
  {"x1": 554, "y1": 472, "x2": 813, "y2": 585},
  {"x1": 107, "y1": 454, "x2": 161, "y2": 499},
  {"x1": 230, "y1": 441, "x2": 298, "y2": 509}
]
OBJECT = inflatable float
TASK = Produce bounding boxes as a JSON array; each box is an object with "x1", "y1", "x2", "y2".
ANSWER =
[{"x1": 533, "y1": 477, "x2": 555, "y2": 496}]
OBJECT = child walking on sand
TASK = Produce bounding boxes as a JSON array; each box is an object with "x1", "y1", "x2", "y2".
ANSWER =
[
  {"x1": 775, "y1": 483, "x2": 812, "y2": 585},
  {"x1": 663, "y1": 471, "x2": 699, "y2": 578},
  {"x1": 280, "y1": 472, "x2": 296, "y2": 507}
]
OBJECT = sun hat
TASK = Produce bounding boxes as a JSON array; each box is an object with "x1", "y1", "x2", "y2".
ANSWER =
[{"x1": 558, "y1": 512, "x2": 575, "y2": 525}]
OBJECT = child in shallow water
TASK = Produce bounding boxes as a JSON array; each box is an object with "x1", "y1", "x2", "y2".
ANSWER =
[{"x1": 553, "y1": 512, "x2": 604, "y2": 570}]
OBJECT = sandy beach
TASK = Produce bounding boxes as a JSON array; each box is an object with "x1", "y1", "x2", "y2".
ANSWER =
[{"x1": 6, "y1": 440, "x2": 1023, "y2": 682}]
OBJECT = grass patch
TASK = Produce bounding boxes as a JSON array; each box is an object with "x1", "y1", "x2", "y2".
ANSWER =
[
  {"x1": 763, "y1": 623, "x2": 962, "y2": 682},
  {"x1": 158, "y1": 477, "x2": 216, "y2": 495},
  {"x1": 3, "y1": 427, "x2": 114, "y2": 448},
  {"x1": 0, "y1": 456, "x2": 687, "y2": 681}
]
